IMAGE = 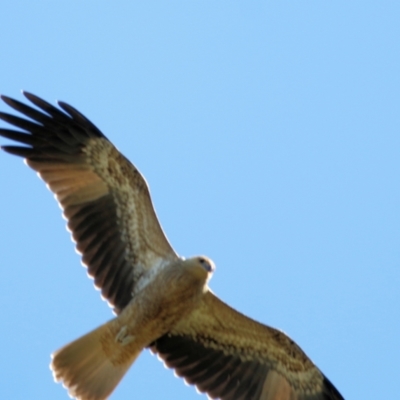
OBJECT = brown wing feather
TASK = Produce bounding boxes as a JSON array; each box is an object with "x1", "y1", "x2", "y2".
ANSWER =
[
  {"x1": 151, "y1": 292, "x2": 344, "y2": 400},
  {"x1": 0, "y1": 93, "x2": 178, "y2": 313}
]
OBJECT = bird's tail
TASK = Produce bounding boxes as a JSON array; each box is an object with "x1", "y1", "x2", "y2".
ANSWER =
[{"x1": 51, "y1": 319, "x2": 141, "y2": 400}]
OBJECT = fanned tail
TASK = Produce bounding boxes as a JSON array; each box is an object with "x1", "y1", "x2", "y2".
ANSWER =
[{"x1": 51, "y1": 320, "x2": 141, "y2": 400}]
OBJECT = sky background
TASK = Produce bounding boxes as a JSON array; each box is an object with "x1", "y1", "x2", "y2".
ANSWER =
[{"x1": 0, "y1": 2, "x2": 399, "y2": 399}]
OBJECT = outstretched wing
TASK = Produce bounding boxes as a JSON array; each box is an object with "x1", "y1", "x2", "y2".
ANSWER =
[
  {"x1": 0, "y1": 92, "x2": 178, "y2": 314},
  {"x1": 151, "y1": 292, "x2": 344, "y2": 400}
]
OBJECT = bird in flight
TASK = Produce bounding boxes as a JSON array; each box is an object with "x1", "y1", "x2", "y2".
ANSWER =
[{"x1": 0, "y1": 93, "x2": 344, "y2": 400}]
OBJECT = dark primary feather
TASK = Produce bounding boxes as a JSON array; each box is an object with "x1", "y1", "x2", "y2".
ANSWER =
[
  {"x1": 151, "y1": 292, "x2": 345, "y2": 400},
  {"x1": 152, "y1": 333, "x2": 344, "y2": 400},
  {"x1": 0, "y1": 93, "x2": 135, "y2": 313}
]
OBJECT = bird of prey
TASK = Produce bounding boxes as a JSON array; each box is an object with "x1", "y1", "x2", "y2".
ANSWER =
[{"x1": 0, "y1": 93, "x2": 344, "y2": 400}]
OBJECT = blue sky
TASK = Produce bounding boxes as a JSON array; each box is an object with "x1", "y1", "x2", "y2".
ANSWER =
[{"x1": 0, "y1": 2, "x2": 399, "y2": 399}]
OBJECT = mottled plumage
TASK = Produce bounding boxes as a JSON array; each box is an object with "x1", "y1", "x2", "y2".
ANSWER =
[{"x1": 0, "y1": 93, "x2": 344, "y2": 400}]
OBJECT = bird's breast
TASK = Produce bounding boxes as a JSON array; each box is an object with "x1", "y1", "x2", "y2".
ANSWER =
[{"x1": 113, "y1": 263, "x2": 206, "y2": 348}]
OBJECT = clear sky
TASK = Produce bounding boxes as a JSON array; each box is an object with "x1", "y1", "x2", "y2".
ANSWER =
[{"x1": 0, "y1": 2, "x2": 399, "y2": 399}]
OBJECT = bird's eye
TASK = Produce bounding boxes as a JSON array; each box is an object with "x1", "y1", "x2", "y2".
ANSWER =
[{"x1": 198, "y1": 257, "x2": 214, "y2": 273}]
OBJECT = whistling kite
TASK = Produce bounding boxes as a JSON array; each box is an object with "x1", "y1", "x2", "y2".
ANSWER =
[{"x1": 0, "y1": 93, "x2": 344, "y2": 400}]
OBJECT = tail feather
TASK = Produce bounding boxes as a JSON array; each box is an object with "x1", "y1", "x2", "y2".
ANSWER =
[{"x1": 51, "y1": 321, "x2": 141, "y2": 400}]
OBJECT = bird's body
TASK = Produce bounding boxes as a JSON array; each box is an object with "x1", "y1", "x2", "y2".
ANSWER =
[
  {"x1": 52, "y1": 257, "x2": 212, "y2": 400},
  {"x1": 0, "y1": 93, "x2": 344, "y2": 400}
]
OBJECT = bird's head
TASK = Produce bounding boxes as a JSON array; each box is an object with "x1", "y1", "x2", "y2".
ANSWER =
[{"x1": 182, "y1": 256, "x2": 215, "y2": 285}]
